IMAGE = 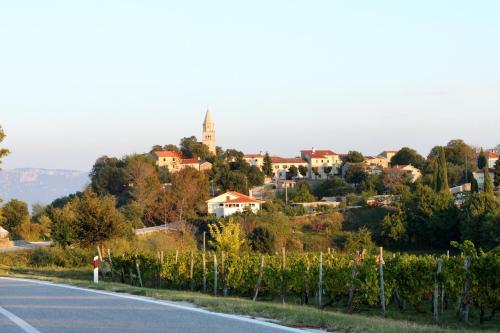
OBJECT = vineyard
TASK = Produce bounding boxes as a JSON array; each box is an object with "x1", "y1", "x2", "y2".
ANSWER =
[{"x1": 103, "y1": 245, "x2": 499, "y2": 325}]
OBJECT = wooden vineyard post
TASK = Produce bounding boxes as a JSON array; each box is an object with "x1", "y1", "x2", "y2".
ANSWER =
[
  {"x1": 253, "y1": 255, "x2": 265, "y2": 302},
  {"x1": 318, "y1": 252, "x2": 323, "y2": 309},
  {"x1": 96, "y1": 246, "x2": 104, "y2": 277},
  {"x1": 136, "y1": 257, "x2": 143, "y2": 288},
  {"x1": 202, "y1": 251, "x2": 207, "y2": 293},
  {"x1": 281, "y1": 247, "x2": 286, "y2": 304},
  {"x1": 159, "y1": 251, "x2": 164, "y2": 289},
  {"x1": 460, "y1": 256, "x2": 471, "y2": 322},
  {"x1": 213, "y1": 254, "x2": 218, "y2": 296},
  {"x1": 175, "y1": 249, "x2": 179, "y2": 264},
  {"x1": 347, "y1": 251, "x2": 359, "y2": 314},
  {"x1": 190, "y1": 251, "x2": 195, "y2": 291},
  {"x1": 221, "y1": 251, "x2": 227, "y2": 297},
  {"x1": 107, "y1": 248, "x2": 115, "y2": 281},
  {"x1": 434, "y1": 258, "x2": 443, "y2": 321},
  {"x1": 203, "y1": 232, "x2": 206, "y2": 253},
  {"x1": 378, "y1": 247, "x2": 386, "y2": 316}
]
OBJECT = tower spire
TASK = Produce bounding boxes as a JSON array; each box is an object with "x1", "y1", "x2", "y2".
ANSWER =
[{"x1": 202, "y1": 108, "x2": 216, "y2": 154}]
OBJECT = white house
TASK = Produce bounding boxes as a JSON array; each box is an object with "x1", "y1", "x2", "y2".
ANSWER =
[
  {"x1": 206, "y1": 191, "x2": 262, "y2": 218},
  {"x1": 486, "y1": 151, "x2": 499, "y2": 169}
]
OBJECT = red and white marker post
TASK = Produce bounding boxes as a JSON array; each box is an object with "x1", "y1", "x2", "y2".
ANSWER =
[{"x1": 93, "y1": 256, "x2": 99, "y2": 284}]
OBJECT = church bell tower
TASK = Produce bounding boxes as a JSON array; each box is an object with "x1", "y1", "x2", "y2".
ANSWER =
[{"x1": 202, "y1": 109, "x2": 216, "y2": 154}]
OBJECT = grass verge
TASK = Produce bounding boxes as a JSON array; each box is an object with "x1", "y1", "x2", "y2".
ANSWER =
[{"x1": 0, "y1": 266, "x2": 497, "y2": 333}]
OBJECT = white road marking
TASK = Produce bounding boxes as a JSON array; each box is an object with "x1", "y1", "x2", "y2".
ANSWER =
[
  {"x1": 0, "y1": 304, "x2": 41, "y2": 333},
  {"x1": 0, "y1": 277, "x2": 307, "y2": 333}
]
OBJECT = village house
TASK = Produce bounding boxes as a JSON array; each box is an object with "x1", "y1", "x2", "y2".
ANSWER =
[
  {"x1": 270, "y1": 156, "x2": 308, "y2": 179},
  {"x1": 243, "y1": 152, "x2": 265, "y2": 169},
  {"x1": 486, "y1": 151, "x2": 499, "y2": 169},
  {"x1": 390, "y1": 164, "x2": 422, "y2": 182},
  {"x1": 206, "y1": 191, "x2": 262, "y2": 218},
  {"x1": 364, "y1": 155, "x2": 390, "y2": 169},
  {"x1": 300, "y1": 148, "x2": 342, "y2": 179},
  {"x1": 378, "y1": 150, "x2": 398, "y2": 164},
  {"x1": 152, "y1": 151, "x2": 212, "y2": 172}
]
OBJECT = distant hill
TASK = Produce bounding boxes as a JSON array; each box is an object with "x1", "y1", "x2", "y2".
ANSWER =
[{"x1": 0, "y1": 168, "x2": 89, "y2": 207}]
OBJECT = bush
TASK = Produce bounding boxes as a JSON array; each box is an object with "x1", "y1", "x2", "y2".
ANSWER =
[{"x1": 248, "y1": 227, "x2": 276, "y2": 254}]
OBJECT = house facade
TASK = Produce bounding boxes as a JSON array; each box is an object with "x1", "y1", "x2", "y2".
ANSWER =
[
  {"x1": 390, "y1": 164, "x2": 422, "y2": 182},
  {"x1": 153, "y1": 151, "x2": 212, "y2": 173},
  {"x1": 206, "y1": 191, "x2": 262, "y2": 218},
  {"x1": 270, "y1": 156, "x2": 308, "y2": 179},
  {"x1": 487, "y1": 151, "x2": 499, "y2": 169},
  {"x1": 300, "y1": 148, "x2": 342, "y2": 179}
]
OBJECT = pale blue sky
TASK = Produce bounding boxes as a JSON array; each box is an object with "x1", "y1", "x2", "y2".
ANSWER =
[{"x1": 1, "y1": 1, "x2": 499, "y2": 171}]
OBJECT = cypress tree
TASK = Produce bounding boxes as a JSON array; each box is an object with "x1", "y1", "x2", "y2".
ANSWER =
[
  {"x1": 435, "y1": 146, "x2": 449, "y2": 192},
  {"x1": 484, "y1": 168, "x2": 494, "y2": 195},
  {"x1": 477, "y1": 148, "x2": 486, "y2": 170},
  {"x1": 262, "y1": 152, "x2": 273, "y2": 178}
]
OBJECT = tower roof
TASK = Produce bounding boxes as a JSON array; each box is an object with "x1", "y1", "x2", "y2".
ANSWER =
[{"x1": 203, "y1": 108, "x2": 214, "y2": 125}]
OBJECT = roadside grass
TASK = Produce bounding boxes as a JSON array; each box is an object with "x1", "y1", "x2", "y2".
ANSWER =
[{"x1": 0, "y1": 266, "x2": 498, "y2": 333}]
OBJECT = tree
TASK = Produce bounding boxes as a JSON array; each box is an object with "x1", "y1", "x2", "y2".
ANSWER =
[
  {"x1": 290, "y1": 183, "x2": 316, "y2": 202},
  {"x1": 323, "y1": 166, "x2": 332, "y2": 179},
  {"x1": 90, "y1": 156, "x2": 128, "y2": 198},
  {"x1": 180, "y1": 136, "x2": 212, "y2": 160},
  {"x1": 477, "y1": 148, "x2": 487, "y2": 170},
  {"x1": 208, "y1": 219, "x2": 245, "y2": 253},
  {"x1": 262, "y1": 152, "x2": 273, "y2": 177},
  {"x1": 1, "y1": 199, "x2": 30, "y2": 236},
  {"x1": 217, "y1": 170, "x2": 248, "y2": 194},
  {"x1": 391, "y1": 147, "x2": 426, "y2": 170},
  {"x1": 345, "y1": 164, "x2": 367, "y2": 185},
  {"x1": 344, "y1": 151, "x2": 364, "y2": 163},
  {"x1": 71, "y1": 189, "x2": 130, "y2": 247},
  {"x1": 49, "y1": 203, "x2": 77, "y2": 247},
  {"x1": 298, "y1": 165, "x2": 308, "y2": 178},
  {"x1": 494, "y1": 158, "x2": 500, "y2": 188},
  {"x1": 311, "y1": 166, "x2": 320, "y2": 179},
  {"x1": 434, "y1": 146, "x2": 449, "y2": 192},
  {"x1": 248, "y1": 227, "x2": 276, "y2": 254},
  {"x1": 167, "y1": 167, "x2": 210, "y2": 222},
  {"x1": 344, "y1": 227, "x2": 376, "y2": 254},
  {"x1": 247, "y1": 165, "x2": 265, "y2": 187},
  {"x1": 484, "y1": 169, "x2": 494, "y2": 195},
  {"x1": 287, "y1": 165, "x2": 298, "y2": 180},
  {"x1": 380, "y1": 205, "x2": 407, "y2": 247},
  {"x1": 0, "y1": 126, "x2": 10, "y2": 169},
  {"x1": 460, "y1": 193, "x2": 499, "y2": 250}
]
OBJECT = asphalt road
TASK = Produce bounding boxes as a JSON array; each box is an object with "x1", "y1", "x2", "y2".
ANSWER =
[{"x1": 0, "y1": 277, "x2": 307, "y2": 333}]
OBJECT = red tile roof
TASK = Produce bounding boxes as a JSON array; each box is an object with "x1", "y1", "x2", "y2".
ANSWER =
[
  {"x1": 270, "y1": 156, "x2": 306, "y2": 164},
  {"x1": 301, "y1": 150, "x2": 338, "y2": 158},
  {"x1": 155, "y1": 151, "x2": 181, "y2": 158},
  {"x1": 224, "y1": 191, "x2": 259, "y2": 203},
  {"x1": 181, "y1": 158, "x2": 200, "y2": 165},
  {"x1": 487, "y1": 151, "x2": 499, "y2": 158}
]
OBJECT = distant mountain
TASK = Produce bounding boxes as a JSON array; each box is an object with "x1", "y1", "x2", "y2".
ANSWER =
[{"x1": 0, "y1": 168, "x2": 89, "y2": 207}]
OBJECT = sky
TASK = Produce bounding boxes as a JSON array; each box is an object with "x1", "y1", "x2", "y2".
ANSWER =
[{"x1": 1, "y1": 1, "x2": 499, "y2": 171}]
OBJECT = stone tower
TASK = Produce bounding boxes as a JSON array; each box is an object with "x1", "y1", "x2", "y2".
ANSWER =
[{"x1": 202, "y1": 108, "x2": 216, "y2": 154}]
